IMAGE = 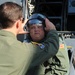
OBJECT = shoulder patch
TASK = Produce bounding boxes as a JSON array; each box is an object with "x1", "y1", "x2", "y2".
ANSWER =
[
  {"x1": 38, "y1": 44, "x2": 45, "y2": 49},
  {"x1": 59, "y1": 44, "x2": 64, "y2": 49},
  {"x1": 31, "y1": 42, "x2": 45, "y2": 49}
]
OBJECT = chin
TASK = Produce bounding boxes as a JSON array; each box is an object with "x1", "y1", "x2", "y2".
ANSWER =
[{"x1": 34, "y1": 38, "x2": 42, "y2": 42}]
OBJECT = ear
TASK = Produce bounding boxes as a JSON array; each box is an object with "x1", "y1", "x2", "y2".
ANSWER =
[{"x1": 16, "y1": 20, "x2": 21, "y2": 29}]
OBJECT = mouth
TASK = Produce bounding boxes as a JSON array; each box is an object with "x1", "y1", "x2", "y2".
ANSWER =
[{"x1": 35, "y1": 32, "x2": 39, "y2": 34}]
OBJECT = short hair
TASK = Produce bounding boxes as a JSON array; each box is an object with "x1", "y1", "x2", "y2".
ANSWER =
[{"x1": 0, "y1": 2, "x2": 23, "y2": 28}]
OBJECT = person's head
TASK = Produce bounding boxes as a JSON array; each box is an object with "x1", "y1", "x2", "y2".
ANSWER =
[
  {"x1": 26, "y1": 13, "x2": 46, "y2": 42},
  {"x1": 0, "y1": 2, "x2": 24, "y2": 35}
]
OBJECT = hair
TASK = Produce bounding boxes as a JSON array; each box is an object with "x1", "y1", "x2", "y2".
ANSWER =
[{"x1": 0, "y1": 2, "x2": 23, "y2": 28}]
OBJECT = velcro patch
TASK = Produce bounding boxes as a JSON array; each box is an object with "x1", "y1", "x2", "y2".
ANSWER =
[
  {"x1": 31, "y1": 42, "x2": 45, "y2": 49},
  {"x1": 59, "y1": 44, "x2": 64, "y2": 49}
]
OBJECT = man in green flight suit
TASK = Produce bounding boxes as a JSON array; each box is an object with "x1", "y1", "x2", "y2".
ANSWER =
[
  {"x1": 0, "y1": 2, "x2": 59, "y2": 75},
  {"x1": 25, "y1": 13, "x2": 70, "y2": 75}
]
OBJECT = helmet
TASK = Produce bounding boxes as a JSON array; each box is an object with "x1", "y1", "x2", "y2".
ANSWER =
[{"x1": 26, "y1": 13, "x2": 46, "y2": 27}]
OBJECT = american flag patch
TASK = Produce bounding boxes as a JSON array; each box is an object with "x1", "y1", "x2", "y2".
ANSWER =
[{"x1": 59, "y1": 44, "x2": 64, "y2": 49}]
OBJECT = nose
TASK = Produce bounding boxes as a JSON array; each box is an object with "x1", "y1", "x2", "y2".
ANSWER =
[{"x1": 34, "y1": 26, "x2": 39, "y2": 31}]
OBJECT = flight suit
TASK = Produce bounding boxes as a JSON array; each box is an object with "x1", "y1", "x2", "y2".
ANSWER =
[
  {"x1": 26, "y1": 35, "x2": 69, "y2": 75},
  {"x1": 44, "y1": 36, "x2": 70, "y2": 75},
  {"x1": 0, "y1": 29, "x2": 59, "y2": 75}
]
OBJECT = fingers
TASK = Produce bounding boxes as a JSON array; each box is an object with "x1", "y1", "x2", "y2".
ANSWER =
[
  {"x1": 45, "y1": 18, "x2": 56, "y2": 32},
  {"x1": 22, "y1": 19, "x2": 28, "y2": 28},
  {"x1": 18, "y1": 29, "x2": 29, "y2": 34}
]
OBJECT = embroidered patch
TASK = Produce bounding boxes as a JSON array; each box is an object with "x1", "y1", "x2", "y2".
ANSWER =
[
  {"x1": 59, "y1": 44, "x2": 64, "y2": 49},
  {"x1": 38, "y1": 44, "x2": 45, "y2": 49},
  {"x1": 31, "y1": 42, "x2": 45, "y2": 49}
]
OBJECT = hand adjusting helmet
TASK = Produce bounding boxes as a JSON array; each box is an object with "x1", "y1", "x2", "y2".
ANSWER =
[{"x1": 26, "y1": 13, "x2": 46, "y2": 27}]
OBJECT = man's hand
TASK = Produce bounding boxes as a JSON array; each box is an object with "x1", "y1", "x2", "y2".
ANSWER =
[
  {"x1": 45, "y1": 18, "x2": 56, "y2": 32},
  {"x1": 18, "y1": 29, "x2": 29, "y2": 34}
]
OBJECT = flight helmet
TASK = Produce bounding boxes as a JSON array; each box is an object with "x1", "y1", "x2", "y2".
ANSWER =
[{"x1": 26, "y1": 13, "x2": 46, "y2": 27}]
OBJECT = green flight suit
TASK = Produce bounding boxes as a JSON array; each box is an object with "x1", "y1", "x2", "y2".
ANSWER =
[
  {"x1": 44, "y1": 36, "x2": 70, "y2": 75},
  {"x1": 0, "y1": 29, "x2": 59, "y2": 75},
  {"x1": 26, "y1": 36, "x2": 69, "y2": 75}
]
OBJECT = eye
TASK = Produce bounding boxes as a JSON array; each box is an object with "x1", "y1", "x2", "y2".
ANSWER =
[
  {"x1": 30, "y1": 26, "x2": 35, "y2": 29},
  {"x1": 38, "y1": 26, "x2": 43, "y2": 29}
]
